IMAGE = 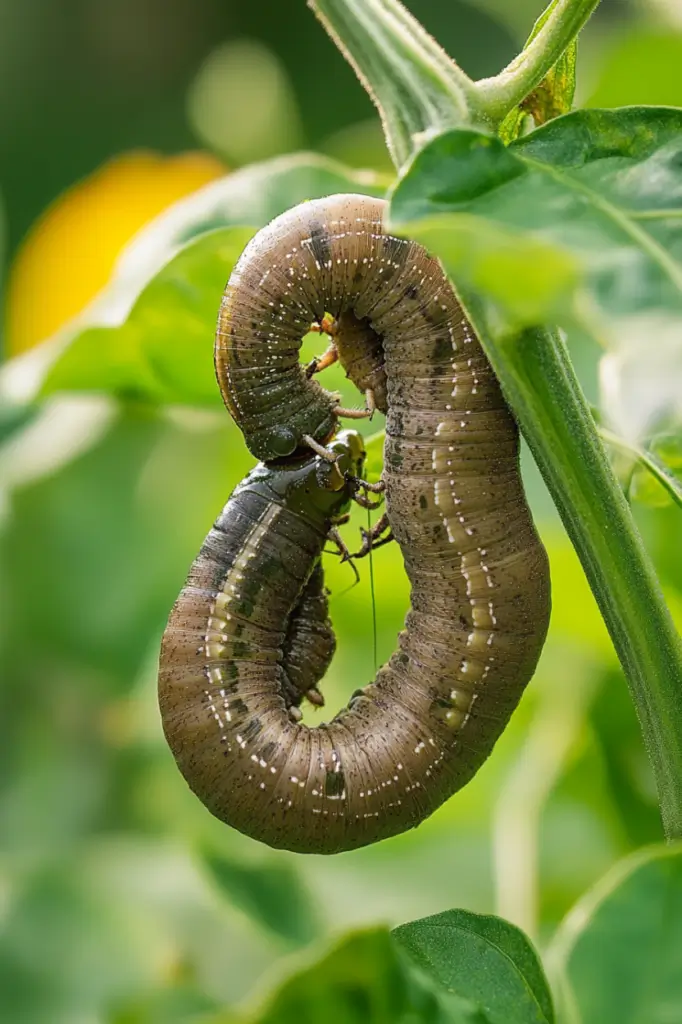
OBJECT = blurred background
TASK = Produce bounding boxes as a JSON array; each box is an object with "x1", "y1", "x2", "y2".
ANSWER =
[{"x1": 1, "y1": 0, "x2": 682, "y2": 1021}]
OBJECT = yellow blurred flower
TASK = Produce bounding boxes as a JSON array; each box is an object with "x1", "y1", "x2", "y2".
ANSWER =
[{"x1": 5, "y1": 150, "x2": 226, "y2": 356}]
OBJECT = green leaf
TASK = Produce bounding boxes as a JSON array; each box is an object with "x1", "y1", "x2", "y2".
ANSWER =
[
  {"x1": 393, "y1": 910, "x2": 554, "y2": 1024},
  {"x1": 11, "y1": 153, "x2": 387, "y2": 406},
  {"x1": 499, "y1": 0, "x2": 577, "y2": 144},
  {"x1": 113, "y1": 152, "x2": 387, "y2": 307},
  {"x1": 243, "y1": 928, "x2": 488, "y2": 1024},
  {"x1": 652, "y1": 431, "x2": 682, "y2": 470},
  {"x1": 201, "y1": 849, "x2": 321, "y2": 948},
  {"x1": 548, "y1": 843, "x2": 682, "y2": 1024},
  {"x1": 391, "y1": 107, "x2": 682, "y2": 443},
  {"x1": 599, "y1": 427, "x2": 682, "y2": 513},
  {"x1": 42, "y1": 228, "x2": 254, "y2": 407}
]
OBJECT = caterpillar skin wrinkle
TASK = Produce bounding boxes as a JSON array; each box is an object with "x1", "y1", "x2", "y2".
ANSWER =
[{"x1": 160, "y1": 194, "x2": 551, "y2": 853}]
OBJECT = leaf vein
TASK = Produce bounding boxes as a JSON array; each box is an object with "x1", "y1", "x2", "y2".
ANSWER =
[{"x1": 518, "y1": 154, "x2": 682, "y2": 291}]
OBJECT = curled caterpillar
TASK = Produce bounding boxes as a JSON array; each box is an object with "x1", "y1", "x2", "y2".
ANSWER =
[{"x1": 160, "y1": 194, "x2": 551, "y2": 853}]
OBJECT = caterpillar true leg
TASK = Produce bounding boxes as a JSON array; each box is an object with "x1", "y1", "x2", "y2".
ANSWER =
[
  {"x1": 306, "y1": 344, "x2": 339, "y2": 378},
  {"x1": 354, "y1": 513, "x2": 395, "y2": 559},
  {"x1": 306, "y1": 315, "x2": 339, "y2": 378},
  {"x1": 327, "y1": 525, "x2": 357, "y2": 567},
  {"x1": 307, "y1": 316, "x2": 377, "y2": 420},
  {"x1": 349, "y1": 475, "x2": 385, "y2": 494},
  {"x1": 332, "y1": 402, "x2": 373, "y2": 420},
  {"x1": 302, "y1": 434, "x2": 337, "y2": 461}
]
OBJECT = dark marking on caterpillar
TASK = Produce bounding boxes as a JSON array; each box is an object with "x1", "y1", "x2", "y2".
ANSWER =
[
  {"x1": 160, "y1": 195, "x2": 551, "y2": 854},
  {"x1": 308, "y1": 221, "x2": 332, "y2": 266}
]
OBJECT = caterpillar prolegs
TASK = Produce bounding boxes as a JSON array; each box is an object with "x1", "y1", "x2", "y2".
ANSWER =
[{"x1": 159, "y1": 194, "x2": 551, "y2": 853}]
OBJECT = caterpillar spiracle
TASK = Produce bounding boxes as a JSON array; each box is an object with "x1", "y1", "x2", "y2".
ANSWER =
[{"x1": 159, "y1": 194, "x2": 551, "y2": 853}]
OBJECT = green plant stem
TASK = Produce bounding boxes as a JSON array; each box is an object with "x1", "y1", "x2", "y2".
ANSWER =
[
  {"x1": 310, "y1": 0, "x2": 602, "y2": 163},
  {"x1": 308, "y1": 0, "x2": 479, "y2": 168},
  {"x1": 475, "y1": 0, "x2": 601, "y2": 123},
  {"x1": 457, "y1": 316, "x2": 682, "y2": 838}
]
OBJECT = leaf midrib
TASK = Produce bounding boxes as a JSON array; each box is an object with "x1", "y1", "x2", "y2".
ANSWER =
[
  {"x1": 401, "y1": 922, "x2": 552, "y2": 1024},
  {"x1": 516, "y1": 153, "x2": 682, "y2": 291}
]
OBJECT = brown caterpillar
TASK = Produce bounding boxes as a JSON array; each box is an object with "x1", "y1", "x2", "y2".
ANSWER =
[{"x1": 159, "y1": 194, "x2": 551, "y2": 853}]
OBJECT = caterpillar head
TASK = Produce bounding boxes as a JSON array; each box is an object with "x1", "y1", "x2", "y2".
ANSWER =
[
  {"x1": 252, "y1": 429, "x2": 364, "y2": 525},
  {"x1": 309, "y1": 429, "x2": 366, "y2": 520},
  {"x1": 232, "y1": 394, "x2": 339, "y2": 463}
]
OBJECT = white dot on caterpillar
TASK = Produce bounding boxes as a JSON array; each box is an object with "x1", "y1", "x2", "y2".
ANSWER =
[{"x1": 444, "y1": 519, "x2": 457, "y2": 544}]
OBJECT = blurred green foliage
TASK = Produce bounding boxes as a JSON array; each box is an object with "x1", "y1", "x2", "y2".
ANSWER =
[
  {"x1": 1, "y1": 1, "x2": 682, "y2": 1022},
  {"x1": 548, "y1": 844, "x2": 682, "y2": 1023}
]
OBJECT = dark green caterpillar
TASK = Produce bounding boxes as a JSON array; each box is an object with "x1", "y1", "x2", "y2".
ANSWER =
[
  {"x1": 159, "y1": 431, "x2": 376, "y2": 851},
  {"x1": 159, "y1": 194, "x2": 551, "y2": 853}
]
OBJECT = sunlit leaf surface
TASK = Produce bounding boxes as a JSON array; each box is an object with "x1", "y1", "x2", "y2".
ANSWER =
[{"x1": 391, "y1": 108, "x2": 682, "y2": 444}]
